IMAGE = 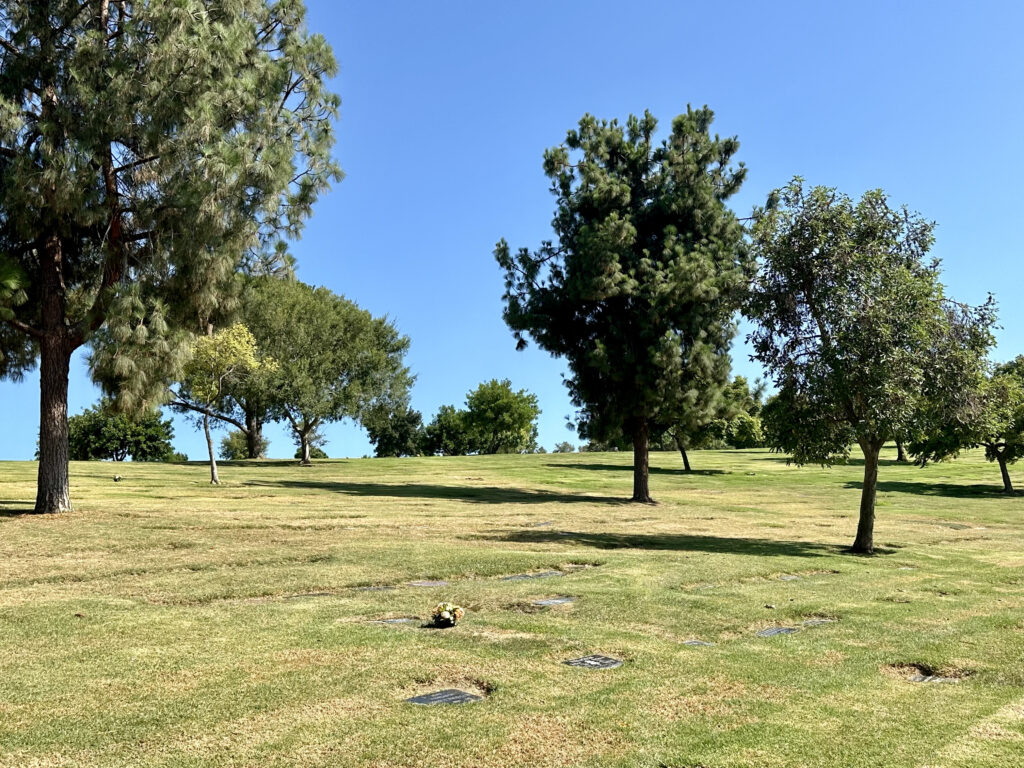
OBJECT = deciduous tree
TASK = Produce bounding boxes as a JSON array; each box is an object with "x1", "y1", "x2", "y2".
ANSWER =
[
  {"x1": 67, "y1": 400, "x2": 174, "y2": 462},
  {"x1": 177, "y1": 324, "x2": 271, "y2": 484},
  {"x1": 746, "y1": 179, "x2": 995, "y2": 553},
  {"x1": 910, "y1": 357, "x2": 1024, "y2": 493}
]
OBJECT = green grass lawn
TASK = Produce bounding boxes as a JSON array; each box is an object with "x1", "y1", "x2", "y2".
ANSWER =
[{"x1": 1, "y1": 448, "x2": 1023, "y2": 767}]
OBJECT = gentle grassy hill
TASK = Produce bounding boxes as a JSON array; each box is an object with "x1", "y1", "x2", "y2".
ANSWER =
[{"x1": 1, "y1": 448, "x2": 1022, "y2": 767}]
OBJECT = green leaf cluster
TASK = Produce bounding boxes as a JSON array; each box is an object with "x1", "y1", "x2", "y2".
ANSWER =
[
  {"x1": 423, "y1": 379, "x2": 541, "y2": 456},
  {"x1": 66, "y1": 400, "x2": 174, "y2": 462}
]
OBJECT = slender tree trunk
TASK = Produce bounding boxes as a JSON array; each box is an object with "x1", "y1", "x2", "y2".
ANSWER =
[
  {"x1": 896, "y1": 441, "x2": 908, "y2": 463},
  {"x1": 300, "y1": 433, "x2": 312, "y2": 465},
  {"x1": 35, "y1": 231, "x2": 75, "y2": 514},
  {"x1": 997, "y1": 453, "x2": 1014, "y2": 494},
  {"x1": 673, "y1": 434, "x2": 692, "y2": 472},
  {"x1": 244, "y1": 408, "x2": 264, "y2": 459},
  {"x1": 631, "y1": 419, "x2": 653, "y2": 503},
  {"x1": 35, "y1": 334, "x2": 73, "y2": 513},
  {"x1": 852, "y1": 438, "x2": 882, "y2": 554},
  {"x1": 204, "y1": 412, "x2": 220, "y2": 484}
]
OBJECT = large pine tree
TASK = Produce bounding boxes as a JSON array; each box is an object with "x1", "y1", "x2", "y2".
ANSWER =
[
  {"x1": 0, "y1": 1, "x2": 339, "y2": 511},
  {"x1": 495, "y1": 107, "x2": 750, "y2": 502}
]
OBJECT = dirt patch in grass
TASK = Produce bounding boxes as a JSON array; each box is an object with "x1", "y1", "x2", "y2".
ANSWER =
[{"x1": 882, "y1": 663, "x2": 973, "y2": 682}]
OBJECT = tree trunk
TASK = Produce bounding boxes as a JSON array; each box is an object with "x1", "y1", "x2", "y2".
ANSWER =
[
  {"x1": 672, "y1": 434, "x2": 692, "y2": 472},
  {"x1": 631, "y1": 420, "x2": 653, "y2": 503},
  {"x1": 34, "y1": 334, "x2": 73, "y2": 514},
  {"x1": 896, "y1": 441, "x2": 908, "y2": 463},
  {"x1": 204, "y1": 412, "x2": 220, "y2": 484},
  {"x1": 997, "y1": 453, "x2": 1014, "y2": 494},
  {"x1": 245, "y1": 409, "x2": 264, "y2": 459},
  {"x1": 851, "y1": 438, "x2": 882, "y2": 554},
  {"x1": 299, "y1": 433, "x2": 312, "y2": 466}
]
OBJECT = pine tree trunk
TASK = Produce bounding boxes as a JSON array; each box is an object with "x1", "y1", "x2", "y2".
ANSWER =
[
  {"x1": 997, "y1": 454, "x2": 1014, "y2": 494},
  {"x1": 35, "y1": 230, "x2": 74, "y2": 515},
  {"x1": 34, "y1": 334, "x2": 73, "y2": 514},
  {"x1": 896, "y1": 441, "x2": 908, "y2": 463},
  {"x1": 851, "y1": 438, "x2": 882, "y2": 554},
  {"x1": 631, "y1": 420, "x2": 653, "y2": 503},
  {"x1": 673, "y1": 434, "x2": 692, "y2": 472},
  {"x1": 245, "y1": 409, "x2": 264, "y2": 459},
  {"x1": 204, "y1": 412, "x2": 220, "y2": 484}
]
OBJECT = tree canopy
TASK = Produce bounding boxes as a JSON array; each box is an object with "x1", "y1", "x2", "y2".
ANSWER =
[
  {"x1": 178, "y1": 323, "x2": 271, "y2": 483},
  {"x1": 236, "y1": 278, "x2": 413, "y2": 465},
  {"x1": 495, "y1": 107, "x2": 750, "y2": 501},
  {"x1": 746, "y1": 179, "x2": 995, "y2": 553},
  {"x1": 67, "y1": 400, "x2": 174, "y2": 462},
  {"x1": 910, "y1": 356, "x2": 1024, "y2": 493},
  {"x1": 0, "y1": 0, "x2": 340, "y2": 511}
]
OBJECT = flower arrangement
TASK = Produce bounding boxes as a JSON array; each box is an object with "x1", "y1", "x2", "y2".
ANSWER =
[{"x1": 431, "y1": 602, "x2": 465, "y2": 628}]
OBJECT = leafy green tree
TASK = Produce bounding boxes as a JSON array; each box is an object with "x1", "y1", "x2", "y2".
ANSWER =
[
  {"x1": 177, "y1": 324, "x2": 272, "y2": 484},
  {"x1": 423, "y1": 405, "x2": 473, "y2": 456},
  {"x1": 553, "y1": 441, "x2": 575, "y2": 453},
  {"x1": 746, "y1": 179, "x2": 995, "y2": 553},
  {"x1": 495, "y1": 107, "x2": 749, "y2": 501},
  {"x1": 294, "y1": 443, "x2": 328, "y2": 460},
  {"x1": 238, "y1": 279, "x2": 413, "y2": 465},
  {"x1": 219, "y1": 429, "x2": 269, "y2": 461},
  {"x1": 910, "y1": 358, "x2": 1024, "y2": 493},
  {"x1": 364, "y1": 403, "x2": 424, "y2": 458},
  {"x1": 67, "y1": 400, "x2": 174, "y2": 462},
  {"x1": 665, "y1": 375, "x2": 765, "y2": 469},
  {"x1": 0, "y1": 1, "x2": 339, "y2": 512},
  {"x1": 725, "y1": 412, "x2": 765, "y2": 449},
  {"x1": 464, "y1": 379, "x2": 540, "y2": 454}
]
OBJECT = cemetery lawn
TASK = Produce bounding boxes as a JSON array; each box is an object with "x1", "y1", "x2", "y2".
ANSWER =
[{"x1": 1, "y1": 449, "x2": 1023, "y2": 768}]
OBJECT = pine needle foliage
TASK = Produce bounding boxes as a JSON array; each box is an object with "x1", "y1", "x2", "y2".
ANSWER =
[
  {"x1": 0, "y1": 1, "x2": 340, "y2": 511},
  {"x1": 495, "y1": 107, "x2": 749, "y2": 502}
]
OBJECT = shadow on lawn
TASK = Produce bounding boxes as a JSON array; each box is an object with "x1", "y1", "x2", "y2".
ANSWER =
[
  {"x1": 546, "y1": 462, "x2": 727, "y2": 476},
  {"x1": 0, "y1": 500, "x2": 37, "y2": 517},
  {"x1": 754, "y1": 454, "x2": 907, "y2": 468},
  {"x1": 845, "y1": 480, "x2": 1016, "y2": 499},
  {"x1": 472, "y1": 528, "x2": 850, "y2": 557},
  {"x1": 247, "y1": 479, "x2": 628, "y2": 505}
]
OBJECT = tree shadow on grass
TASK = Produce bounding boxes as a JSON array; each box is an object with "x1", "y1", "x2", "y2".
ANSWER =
[
  {"x1": 0, "y1": 501, "x2": 38, "y2": 517},
  {"x1": 754, "y1": 455, "x2": 906, "y2": 468},
  {"x1": 470, "y1": 528, "x2": 859, "y2": 557},
  {"x1": 246, "y1": 480, "x2": 629, "y2": 505},
  {"x1": 845, "y1": 480, "x2": 1017, "y2": 499},
  {"x1": 546, "y1": 462, "x2": 727, "y2": 476}
]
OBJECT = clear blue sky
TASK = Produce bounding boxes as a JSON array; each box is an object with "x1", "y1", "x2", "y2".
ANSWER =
[{"x1": 2, "y1": 0, "x2": 1022, "y2": 460}]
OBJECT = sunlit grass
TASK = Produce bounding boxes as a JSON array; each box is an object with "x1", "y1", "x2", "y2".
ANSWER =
[{"x1": 1, "y1": 447, "x2": 1022, "y2": 767}]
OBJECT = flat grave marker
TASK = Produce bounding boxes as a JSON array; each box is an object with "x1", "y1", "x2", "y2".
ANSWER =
[
  {"x1": 756, "y1": 626, "x2": 800, "y2": 638},
  {"x1": 405, "y1": 689, "x2": 483, "y2": 705},
  {"x1": 563, "y1": 654, "x2": 623, "y2": 669},
  {"x1": 408, "y1": 580, "x2": 449, "y2": 587},
  {"x1": 502, "y1": 570, "x2": 562, "y2": 581},
  {"x1": 802, "y1": 618, "x2": 836, "y2": 627},
  {"x1": 532, "y1": 596, "x2": 574, "y2": 606},
  {"x1": 779, "y1": 575, "x2": 800, "y2": 582},
  {"x1": 909, "y1": 674, "x2": 960, "y2": 684},
  {"x1": 371, "y1": 617, "x2": 418, "y2": 625},
  {"x1": 682, "y1": 640, "x2": 715, "y2": 647}
]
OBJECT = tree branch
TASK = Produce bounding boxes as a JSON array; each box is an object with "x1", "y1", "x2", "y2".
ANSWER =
[
  {"x1": 0, "y1": 315, "x2": 44, "y2": 340},
  {"x1": 169, "y1": 393, "x2": 248, "y2": 433}
]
